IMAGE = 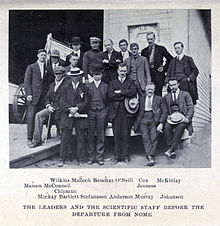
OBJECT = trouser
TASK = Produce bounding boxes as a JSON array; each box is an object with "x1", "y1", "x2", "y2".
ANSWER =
[
  {"x1": 163, "y1": 122, "x2": 188, "y2": 151},
  {"x1": 112, "y1": 104, "x2": 129, "y2": 161},
  {"x1": 26, "y1": 99, "x2": 44, "y2": 140},
  {"x1": 33, "y1": 108, "x2": 50, "y2": 143},
  {"x1": 87, "y1": 109, "x2": 107, "y2": 162},
  {"x1": 60, "y1": 122, "x2": 87, "y2": 163},
  {"x1": 139, "y1": 116, "x2": 158, "y2": 157},
  {"x1": 150, "y1": 69, "x2": 164, "y2": 97},
  {"x1": 134, "y1": 79, "x2": 145, "y2": 97}
]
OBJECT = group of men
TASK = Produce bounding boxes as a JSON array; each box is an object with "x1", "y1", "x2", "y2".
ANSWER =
[{"x1": 24, "y1": 31, "x2": 198, "y2": 167}]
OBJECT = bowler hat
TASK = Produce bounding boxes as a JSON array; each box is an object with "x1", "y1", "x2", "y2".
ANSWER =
[
  {"x1": 50, "y1": 49, "x2": 60, "y2": 58},
  {"x1": 71, "y1": 37, "x2": 83, "y2": 45},
  {"x1": 53, "y1": 66, "x2": 65, "y2": 74},
  {"x1": 167, "y1": 112, "x2": 185, "y2": 125},
  {"x1": 124, "y1": 97, "x2": 139, "y2": 114},
  {"x1": 67, "y1": 67, "x2": 84, "y2": 76}
]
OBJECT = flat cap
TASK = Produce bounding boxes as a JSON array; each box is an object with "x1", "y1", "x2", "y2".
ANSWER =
[
  {"x1": 51, "y1": 49, "x2": 60, "y2": 58},
  {"x1": 90, "y1": 37, "x2": 101, "y2": 42},
  {"x1": 38, "y1": 49, "x2": 47, "y2": 54},
  {"x1": 53, "y1": 66, "x2": 65, "y2": 74}
]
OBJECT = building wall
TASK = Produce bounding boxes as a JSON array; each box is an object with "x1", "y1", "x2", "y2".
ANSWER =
[{"x1": 104, "y1": 9, "x2": 211, "y2": 132}]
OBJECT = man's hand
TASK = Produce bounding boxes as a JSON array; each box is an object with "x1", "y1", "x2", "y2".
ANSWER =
[
  {"x1": 187, "y1": 78, "x2": 190, "y2": 82},
  {"x1": 27, "y1": 95, "x2": 33, "y2": 103},
  {"x1": 114, "y1": 90, "x2": 121, "y2": 94},
  {"x1": 103, "y1": 59, "x2": 109, "y2": 64},
  {"x1": 47, "y1": 105, "x2": 55, "y2": 113},
  {"x1": 68, "y1": 107, "x2": 78, "y2": 115},
  {"x1": 73, "y1": 112, "x2": 80, "y2": 118},
  {"x1": 157, "y1": 123, "x2": 163, "y2": 133},
  {"x1": 183, "y1": 117, "x2": 189, "y2": 124},
  {"x1": 157, "y1": 66, "x2": 164, "y2": 72},
  {"x1": 116, "y1": 59, "x2": 121, "y2": 63}
]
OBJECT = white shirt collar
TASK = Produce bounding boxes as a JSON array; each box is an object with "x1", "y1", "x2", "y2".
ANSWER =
[
  {"x1": 118, "y1": 76, "x2": 126, "y2": 83},
  {"x1": 94, "y1": 80, "x2": 101, "y2": 88},
  {"x1": 172, "y1": 88, "x2": 180, "y2": 96},
  {"x1": 72, "y1": 82, "x2": 79, "y2": 89},
  {"x1": 55, "y1": 77, "x2": 64, "y2": 86},
  {"x1": 37, "y1": 60, "x2": 44, "y2": 66},
  {"x1": 176, "y1": 53, "x2": 184, "y2": 60}
]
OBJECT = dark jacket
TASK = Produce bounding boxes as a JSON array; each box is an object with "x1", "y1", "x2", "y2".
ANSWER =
[
  {"x1": 102, "y1": 49, "x2": 123, "y2": 83},
  {"x1": 24, "y1": 62, "x2": 49, "y2": 105},
  {"x1": 160, "y1": 90, "x2": 194, "y2": 125},
  {"x1": 134, "y1": 94, "x2": 162, "y2": 132},
  {"x1": 108, "y1": 78, "x2": 137, "y2": 120},
  {"x1": 65, "y1": 50, "x2": 84, "y2": 69},
  {"x1": 60, "y1": 81, "x2": 89, "y2": 130},
  {"x1": 86, "y1": 81, "x2": 109, "y2": 109},
  {"x1": 166, "y1": 55, "x2": 199, "y2": 104},
  {"x1": 45, "y1": 78, "x2": 66, "y2": 120},
  {"x1": 141, "y1": 44, "x2": 173, "y2": 73}
]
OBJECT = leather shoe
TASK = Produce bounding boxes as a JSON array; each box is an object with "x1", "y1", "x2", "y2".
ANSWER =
[
  {"x1": 170, "y1": 151, "x2": 177, "y2": 159},
  {"x1": 123, "y1": 158, "x2": 130, "y2": 164},
  {"x1": 112, "y1": 159, "x2": 118, "y2": 165},
  {"x1": 164, "y1": 149, "x2": 172, "y2": 158},
  {"x1": 58, "y1": 161, "x2": 65, "y2": 167},
  {"x1": 78, "y1": 162, "x2": 85, "y2": 166},
  {"x1": 146, "y1": 155, "x2": 155, "y2": 166},
  {"x1": 29, "y1": 142, "x2": 41, "y2": 148},
  {"x1": 87, "y1": 160, "x2": 93, "y2": 165},
  {"x1": 96, "y1": 160, "x2": 104, "y2": 166},
  {"x1": 27, "y1": 139, "x2": 32, "y2": 146}
]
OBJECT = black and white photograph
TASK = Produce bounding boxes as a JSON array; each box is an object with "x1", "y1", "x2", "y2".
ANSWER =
[{"x1": 9, "y1": 9, "x2": 211, "y2": 168}]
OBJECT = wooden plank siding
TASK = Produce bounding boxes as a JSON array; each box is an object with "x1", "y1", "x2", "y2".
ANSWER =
[{"x1": 104, "y1": 9, "x2": 211, "y2": 133}]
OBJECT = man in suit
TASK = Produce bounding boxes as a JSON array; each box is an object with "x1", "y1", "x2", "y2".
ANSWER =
[
  {"x1": 29, "y1": 66, "x2": 66, "y2": 148},
  {"x1": 102, "y1": 39, "x2": 122, "y2": 83},
  {"x1": 124, "y1": 42, "x2": 151, "y2": 97},
  {"x1": 59, "y1": 68, "x2": 88, "y2": 167},
  {"x1": 119, "y1": 39, "x2": 131, "y2": 61},
  {"x1": 141, "y1": 31, "x2": 173, "y2": 97},
  {"x1": 134, "y1": 82, "x2": 162, "y2": 166},
  {"x1": 157, "y1": 78, "x2": 194, "y2": 158},
  {"x1": 65, "y1": 37, "x2": 84, "y2": 69},
  {"x1": 166, "y1": 42, "x2": 199, "y2": 104},
  {"x1": 86, "y1": 64, "x2": 109, "y2": 165},
  {"x1": 83, "y1": 37, "x2": 103, "y2": 83},
  {"x1": 24, "y1": 49, "x2": 49, "y2": 146},
  {"x1": 108, "y1": 63, "x2": 137, "y2": 164},
  {"x1": 47, "y1": 49, "x2": 66, "y2": 85}
]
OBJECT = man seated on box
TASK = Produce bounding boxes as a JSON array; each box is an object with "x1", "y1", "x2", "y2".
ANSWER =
[
  {"x1": 134, "y1": 82, "x2": 162, "y2": 166},
  {"x1": 29, "y1": 66, "x2": 66, "y2": 148},
  {"x1": 157, "y1": 77, "x2": 194, "y2": 159},
  {"x1": 58, "y1": 68, "x2": 88, "y2": 167}
]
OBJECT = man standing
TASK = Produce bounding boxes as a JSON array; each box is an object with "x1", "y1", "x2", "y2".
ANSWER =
[
  {"x1": 59, "y1": 68, "x2": 88, "y2": 167},
  {"x1": 86, "y1": 64, "x2": 109, "y2": 165},
  {"x1": 141, "y1": 31, "x2": 173, "y2": 96},
  {"x1": 24, "y1": 49, "x2": 49, "y2": 146},
  {"x1": 134, "y1": 83, "x2": 162, "y2": 166},
  {"x1": 157, "y1": 78, "x2": 194, "y2": 158},
  {"x1": 82, "y1": 37, "x2": 103, "y2": 83},
  {"x1": 119, "y1": 39, "x2": 131, "y2": 61},
  {"x1": 47, "y1": 49, "x2": 65, "y2": 85},
  {"x1": 65, "y1": 37, "x2": 84, "y2": 69},
  {"x1": 124, "y1": 43, "x2": 151, "y2": 96},
  {"x1": 102, "y1": 39, "x2": 122, "y2": 83},
  {"x1": 65, "y1": 53, "x2": 79, "y2": 75},
  {"x1": 29, "y1": 66, "x2": 66, "y2": 148},
  {"x1": 108, "y1": 63, "x2": 137, "y2": 164},
  {"x1": 166, "y1": 42, "x2": 199, "y2": 104}
]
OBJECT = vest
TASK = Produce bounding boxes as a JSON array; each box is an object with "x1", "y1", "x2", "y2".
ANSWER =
[
  {"x1": 90, "y1": 83, "x2": 105, "y2": 111},
  {"x1": 174, "y1": 58, "x2": 187, "y2": 81},
  {"x1": 170, "y1": 94, "x2": 180, "y2": 113}
]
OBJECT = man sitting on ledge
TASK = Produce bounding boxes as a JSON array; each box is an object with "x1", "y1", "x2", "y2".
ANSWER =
[{"x1": 157, "y1": 77, "x2": 194, "y2": 158}]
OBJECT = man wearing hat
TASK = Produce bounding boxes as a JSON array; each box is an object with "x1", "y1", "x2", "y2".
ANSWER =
[
  {"x1": 157, "y1": 78, "x2": 194, "y2": 158},
  {"x1": 47, "y1": 49, "x2": 66, "y2": 85},
  {"x1": 108, "y1": 63, "x2": 137, "y2": 164},
  {"x1": 24, "y1": 49, "x2": 50, "y2": 146},
  {"x1": 59, "y1": 68, "x2": 88, "y2": 167},
  {"x1": 134, "y1": 82, "x2": 162, "y2": 166},
  {"x1": 29, "y1": 66, "x2": 66, "y2": 148},
  {"x1": 65, "y1": 37, "x2": 84, "y2": 69},
  {"x1": 82, "y1": 37, "x2": 103, "y2": 83},
  {"x1": 86, "y1": 64, "x2": 109, "y2": 165},
  {"x1": 102, "y1": 39, "x2": 122, "y2": 83}
]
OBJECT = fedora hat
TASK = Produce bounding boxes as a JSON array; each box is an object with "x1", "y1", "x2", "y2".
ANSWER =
[
  {"x1": 71, "y1": 37, "x2": 83, "y2": 45},
  {"x1": 67, "y1": 67, "x2": 84, "y2": 76},
  {"x1": 91, "y1": 63, "x2": 104, "y2": 75},
  {"x1": 50, "y1": 49, "x2": 60, "y2": 58},
  {"x1": 167, "y1": 112, "x2": 185, "y2": 125},
  {"x1": 124, "y1": 97, "x2": 139, "y2": 114},
  {"x1": 53, "y1": 66, "x2": 65, "y2": 74}
]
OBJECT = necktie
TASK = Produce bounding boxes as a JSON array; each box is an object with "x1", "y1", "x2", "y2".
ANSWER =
[
  {"x1": 74, "y1": 52, "x2": 78, "y2": 57},
  {"x1": 173, "y1": 91, "x2": 177, "y2": 102}
]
